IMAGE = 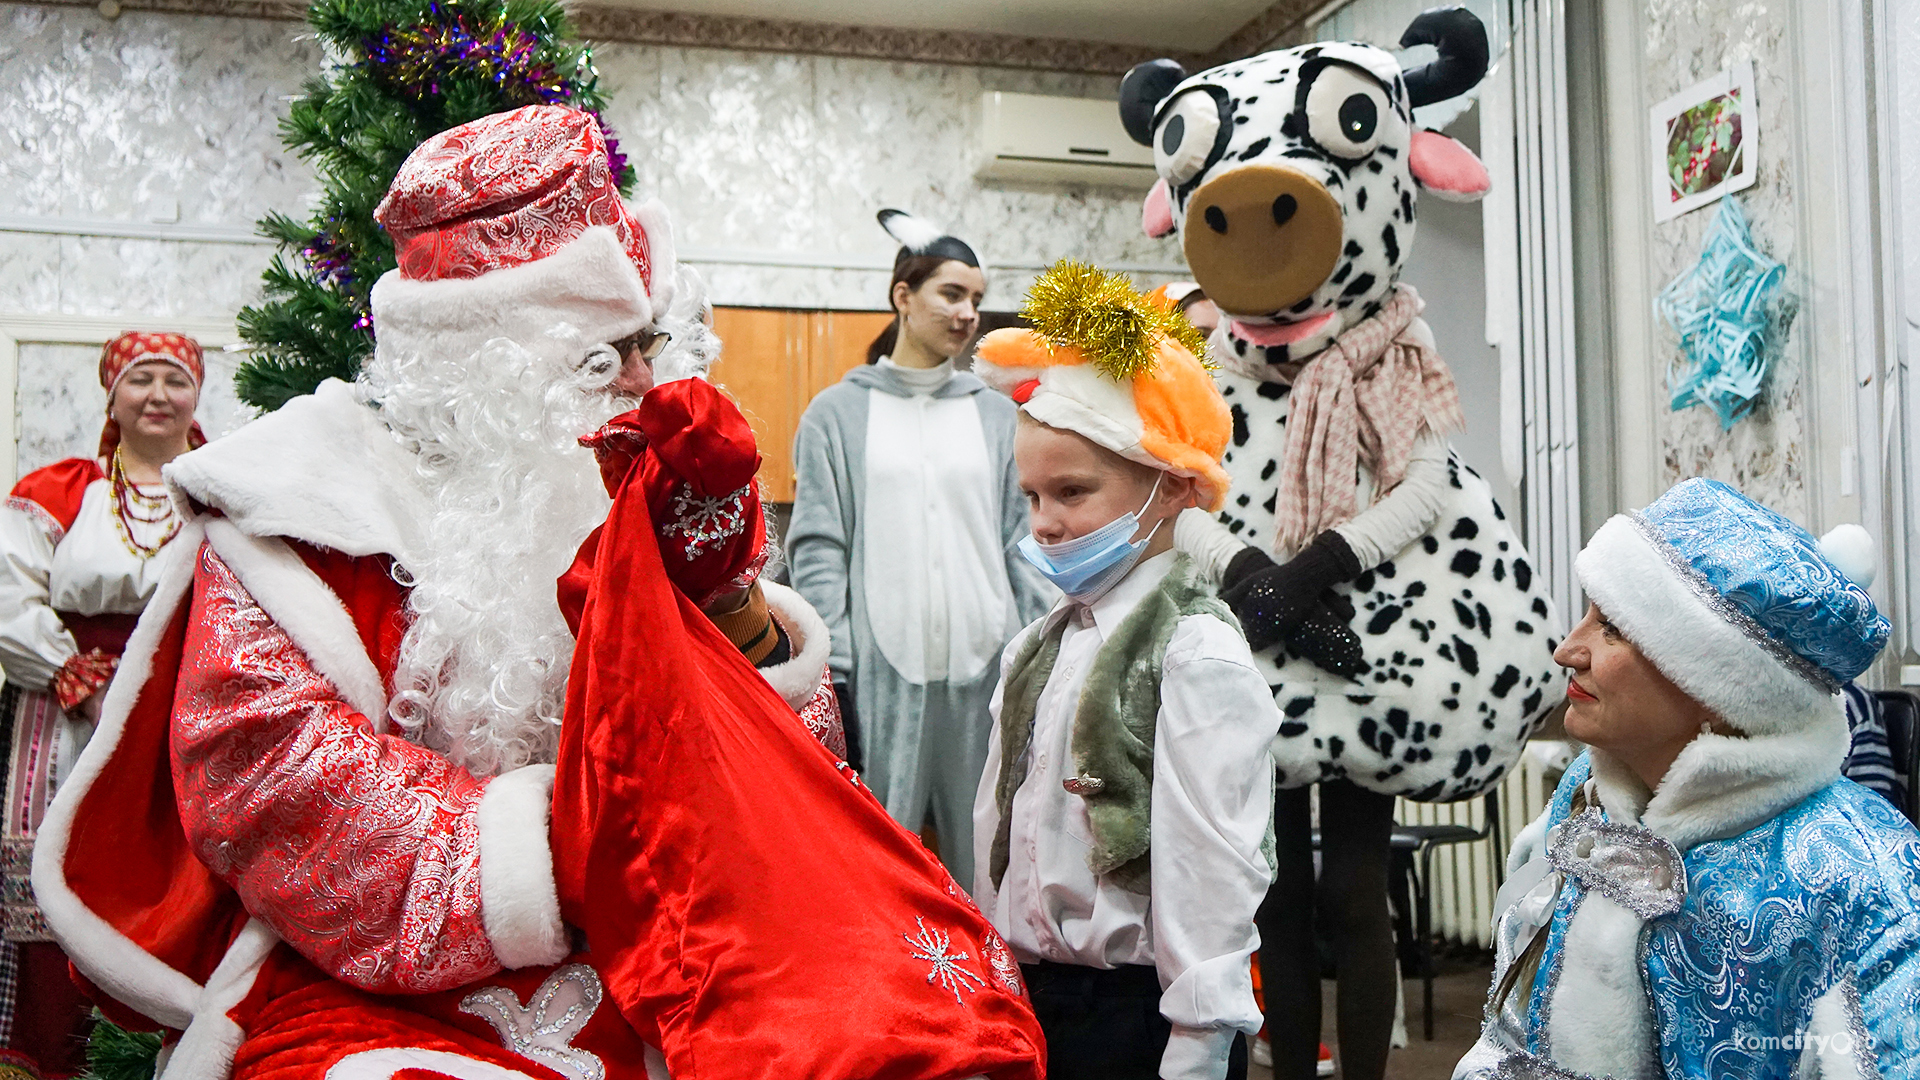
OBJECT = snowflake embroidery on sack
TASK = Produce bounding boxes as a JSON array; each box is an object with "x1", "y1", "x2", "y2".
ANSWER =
[
  {"x1": 659, "y1": 481, "x2": 751, "y2": 560},
  {"x1": 905, "y1": 916, "x2": 987, "y2": 1004},
  {"x1": 459, "y1": 964, "x2": 607, "y2": 1080}
]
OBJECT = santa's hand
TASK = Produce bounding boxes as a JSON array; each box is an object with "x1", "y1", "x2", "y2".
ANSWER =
[{"x1": 1220, "y1": 531, "x2": 1362, "y2": 652}]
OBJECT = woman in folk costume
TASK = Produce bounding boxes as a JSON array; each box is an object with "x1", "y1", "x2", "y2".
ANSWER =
[
  {"x1": 551, "y1": 375, "x2": 1044, "y2": 1080},
  {"x1": 1458, "y1": 478, "x2": 1920, "y2": 1080},
  {"x1": 27, "y1": 105, "x2": 870, "y2": 1080},
  {"x1": 1115, "y1": 11, "x2": 1566, "y2": 1079},
  {"x1": 0, "y1": 332, "x2": 205, "y2": 1078},
  {"x1": 788, "y1": 210, "x2": 1052, "y2": 887}
]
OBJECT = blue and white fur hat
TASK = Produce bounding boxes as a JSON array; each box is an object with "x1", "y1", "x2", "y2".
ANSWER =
[{"x1": 1575, "y1": 478, "x2": 1889, "y2": 736}]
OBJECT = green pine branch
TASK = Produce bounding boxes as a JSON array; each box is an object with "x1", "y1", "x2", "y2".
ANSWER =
[{"x1": 235, "y1": 0, "x2": 627, "y2": 410}]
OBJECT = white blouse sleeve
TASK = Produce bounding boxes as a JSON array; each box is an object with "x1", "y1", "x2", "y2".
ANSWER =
[
  {"x1": 1151, "y1": 614, "x2": 1279, "y2": 1080},
  {"x1": 1332, "y1": 428, "x2": 1452, "y2": 570},
  {"x1": 0, "y1": 504, "x2": 78, "y2": 689}
]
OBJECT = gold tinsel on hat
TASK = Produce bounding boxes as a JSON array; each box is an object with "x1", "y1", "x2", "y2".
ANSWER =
[{"x1": 1020, "y1": 261, "x2": 1212, "y2": 381}]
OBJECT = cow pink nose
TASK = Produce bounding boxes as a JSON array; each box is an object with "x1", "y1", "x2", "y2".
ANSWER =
[{"x1": 1183, "y1": 165, "x2": 1344, "y2": 316}]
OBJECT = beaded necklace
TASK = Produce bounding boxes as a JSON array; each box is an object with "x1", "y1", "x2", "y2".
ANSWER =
[{"x1": 110, "y1": 448, "x2": 179, "y2": 559}]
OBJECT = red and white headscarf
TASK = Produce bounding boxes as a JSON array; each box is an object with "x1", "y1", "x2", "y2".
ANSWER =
[{"x1": 97, "y1": 330, "x2": 207, "y2": 459}]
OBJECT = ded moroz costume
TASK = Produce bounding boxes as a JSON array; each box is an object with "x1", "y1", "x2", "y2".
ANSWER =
[
  {"x1": 1458, "y1": 478, "x2": 1920, "y2": 1080},
  {"x1": 31, "y1": 105, "x2": 1031, "y2": 1080}
]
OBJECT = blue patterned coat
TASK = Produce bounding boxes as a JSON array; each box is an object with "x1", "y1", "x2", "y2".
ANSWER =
[{"x1": 1458, "y1": 752, "x2": 1920, "y2": 1080}]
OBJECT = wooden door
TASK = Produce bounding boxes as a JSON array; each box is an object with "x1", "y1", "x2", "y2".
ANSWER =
[{"x1": 707, "y1": 308, "x2": 896, "y2": 502}]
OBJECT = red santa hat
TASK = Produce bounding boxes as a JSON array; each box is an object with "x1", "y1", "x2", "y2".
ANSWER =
[{"x1": 369, "y1": 105, "x2": 679, "y2": 371}]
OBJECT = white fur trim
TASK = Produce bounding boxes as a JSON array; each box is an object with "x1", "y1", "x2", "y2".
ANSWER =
[
  {"x1": 203, "y1": 520, "x2": 388, "y2": 728},
  {"x1": 166, "y1": 380, "x2": 431, "y2": 567},
  {"x1": 1545, "y1": 893, "x2": 1658, "y2": 1078},
  {"x1": 630, "y1": 199, "x2": 678, "y2": 311},
  {"x1": 1819, "y1": 523, "x2": 1877, "y2": 589},
  {"x1": 158, "y1": 919, "x2": 279, "y2": 1080},
  {"x1": 327, "y1": 1049, "x2": 544, "y2": 1080},
  {"x1": 759, "y1": 583, "x2": 831, "y2": 710},
  {"x1": 31, "y1": 520, "x2": 206, "y2": 1029},
  {"x1": 369, "y1": 227, "x2": 653, "y2": 378},
  {"x1": 1576, "y1": 515, "x2": 1836, "y2": 736},
  {"x1": 1800, "y1": 974, "x2": 1876, "y2": 1080},
  {"x1": 477, "y1": 764, "x2": 568, "y2": 969},
  {"x1": 1592, "y1": 716, "x2": 1848, "y2": 851}
]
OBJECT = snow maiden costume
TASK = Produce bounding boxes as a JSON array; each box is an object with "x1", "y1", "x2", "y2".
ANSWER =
[
  {"x1": 1116, "y1": 12, "x2": 1565, "y2": 1077},
  {"x1": 28, "y1": 106, "x2": 1027, "y2": 1080},
  {"x1": 0, "y1": 330, "x2": 206, "y2": 1076},
  {"x1": 1457, "y1": 478, "x2": 1920, "y2": 1080},
  {"x1": 788, "y1": 210, "x2": 1052, "y2": 888}
]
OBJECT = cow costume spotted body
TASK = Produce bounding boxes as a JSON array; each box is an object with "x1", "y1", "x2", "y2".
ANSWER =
[{"x1": 1122, "y1": 10, "x2": 1564, "y2": 802}]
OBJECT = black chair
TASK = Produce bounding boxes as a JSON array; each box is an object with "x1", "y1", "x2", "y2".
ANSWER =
[
  {"x1": 1873, "y1": 689, "x2": 1920, "y2": 826},
  {"x1": 1388, "y1": 788, "x2": 1504, "y2": 1041}
]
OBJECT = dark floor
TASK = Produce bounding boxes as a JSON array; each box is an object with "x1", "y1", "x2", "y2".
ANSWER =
[{"x1": 1249, "y1": 952, "x2": 1493, "y2": 1080}]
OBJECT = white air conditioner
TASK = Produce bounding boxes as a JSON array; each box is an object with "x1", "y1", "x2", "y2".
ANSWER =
[{"x1": 977, "y1": 91, "x2": 1157, "y2": 189}]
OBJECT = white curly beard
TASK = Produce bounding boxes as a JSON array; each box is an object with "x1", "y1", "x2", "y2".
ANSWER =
[{"x1": 356, "y1": 330, "x2": 633, "y2": 778}]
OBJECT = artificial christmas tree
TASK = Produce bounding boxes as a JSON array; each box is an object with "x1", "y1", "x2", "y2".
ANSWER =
[{"x1": 234, "y1": 0, "x2": 632, "y2": 410}]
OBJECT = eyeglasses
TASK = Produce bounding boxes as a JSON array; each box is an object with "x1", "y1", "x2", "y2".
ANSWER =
[{"x1": 611, "y1": 329, "x2": 672, "y2": 363}]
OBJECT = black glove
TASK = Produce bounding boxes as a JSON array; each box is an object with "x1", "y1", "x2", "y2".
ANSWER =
[
  {"x1": 1282, "y1": 594, "x2": 1368, "y2": 680},
  {"x1": 833, "y1": 681, "x2": 863, "y2": 772},
  {"x1": 1220, "y1": 531, "x2": 1364, "y2": 653}
]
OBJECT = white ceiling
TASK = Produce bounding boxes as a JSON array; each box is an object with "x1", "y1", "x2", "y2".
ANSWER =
[{"x1": 609, "y1": 0, "x2": 1280, "y2": 51}]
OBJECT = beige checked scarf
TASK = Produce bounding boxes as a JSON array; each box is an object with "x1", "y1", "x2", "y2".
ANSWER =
[{"x1": 1273, "y1": 284, "x2": 1464, "y2": 556}]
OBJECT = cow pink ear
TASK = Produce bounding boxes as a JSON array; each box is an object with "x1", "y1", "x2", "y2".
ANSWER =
[
  {"x1": 1142, "y1": 178, "x2": 1175, "y2": 237},
  {"x1": 1409, "y1": 130, "x2": 1490, "y2": 202}
]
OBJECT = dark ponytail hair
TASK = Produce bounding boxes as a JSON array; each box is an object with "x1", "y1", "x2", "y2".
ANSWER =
[{"x1": 867, "y1": 251, "x2": 963, "y2": 364}]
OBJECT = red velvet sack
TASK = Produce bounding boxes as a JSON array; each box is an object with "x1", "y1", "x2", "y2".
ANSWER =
[{"x1": 550, "y1": 379, "x2": 1044, "y2": 1080}]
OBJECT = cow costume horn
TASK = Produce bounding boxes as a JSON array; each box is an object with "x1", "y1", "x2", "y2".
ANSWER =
[{"x1": 1399, "y1": 6, "x2": 1490, "y2": 108}]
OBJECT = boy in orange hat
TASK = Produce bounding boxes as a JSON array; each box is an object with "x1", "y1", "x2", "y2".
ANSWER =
[{"x1": 970, "y1": 264, "x2": 1280, "y2": 1080}]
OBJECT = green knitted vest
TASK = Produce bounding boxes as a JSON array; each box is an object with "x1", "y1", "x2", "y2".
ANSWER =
[{"x1": 989, "y1": 553, "x2": 1236, "y2": 895}]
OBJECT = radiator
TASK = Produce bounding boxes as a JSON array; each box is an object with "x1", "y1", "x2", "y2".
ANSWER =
[{"x1": 1391, "y1": 741, "x2": 1570, "y2": 948}]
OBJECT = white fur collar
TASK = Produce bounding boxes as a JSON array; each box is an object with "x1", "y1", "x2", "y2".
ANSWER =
[
  {"x1": 164, "y1": 379, "x2": 431, "y2": 569},
  {"x1": 761, "y1": 582, "x2": 831, "y2": 709},
  {"x1": 1588, "y1": 707, "x2": 1848, "y2": 851}
]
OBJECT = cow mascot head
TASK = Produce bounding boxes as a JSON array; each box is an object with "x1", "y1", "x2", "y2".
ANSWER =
[{"x1": 1122, "y1": 7, "x2": 1491, "y2": 367}]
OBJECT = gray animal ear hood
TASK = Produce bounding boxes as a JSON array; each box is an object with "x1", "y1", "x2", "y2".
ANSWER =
[
  {"x1": 877, "y1": 208, "x2": 979, "y2": 268},
  {"x1": 1119, "y1": 6, "x2": 1493, "y2": 366}
]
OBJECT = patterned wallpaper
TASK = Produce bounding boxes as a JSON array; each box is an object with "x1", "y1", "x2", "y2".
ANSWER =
[
  {"x1": 1642, "y1": 0, "x2": 1808, "y2": 520},
  {"x1": 0, "y1": 1, "x2": 1179, "y2": 322}
]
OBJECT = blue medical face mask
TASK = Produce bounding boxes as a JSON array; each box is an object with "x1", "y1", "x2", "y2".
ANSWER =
[{"x1": 1018, "y1": 475, "x2": 1165, "y2": 606}]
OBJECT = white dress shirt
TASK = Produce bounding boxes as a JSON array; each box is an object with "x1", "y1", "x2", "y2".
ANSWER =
[{"x1": 972, "y1": 551, "x2": 1279, "y2": 1080}]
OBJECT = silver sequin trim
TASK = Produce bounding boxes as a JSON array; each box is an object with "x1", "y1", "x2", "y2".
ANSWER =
[
  {"x1": 659, "y1": 482, "x2": 752, "y2": 560},
  {"x1": 1837, "y1": 966, "x2": 1885, "y2": 1080},
  {"x1": 1546, "y1": 809, "x2": 1688, "y2": 921},
  {"x1": 1625, "y1": 512, "x2": 1840, "y2": 694},
  {"x1": 459, "y1": 964, "x2": 607, "y2": 1080},
  {"x1": 1492, "y1": 1052, "x2": 1605, "y2": 1080},
  {"x1": 904, "y1": 916, "x2": 987, "y2": 1004}
]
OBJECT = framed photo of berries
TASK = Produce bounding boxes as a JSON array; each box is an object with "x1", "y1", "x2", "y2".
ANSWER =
[{"x1": 1651, "y1": 62, "x2": 1757, "y2": 223}]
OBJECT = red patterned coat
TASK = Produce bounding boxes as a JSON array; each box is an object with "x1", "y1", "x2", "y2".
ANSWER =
[{"x1": 29, "y1": 380, "x2": 957, "y2": 1080}]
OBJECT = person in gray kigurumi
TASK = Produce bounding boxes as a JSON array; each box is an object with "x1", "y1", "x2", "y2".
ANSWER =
[{"x1": 786, "y1": 210, "x2": 1053, "y2": 886}]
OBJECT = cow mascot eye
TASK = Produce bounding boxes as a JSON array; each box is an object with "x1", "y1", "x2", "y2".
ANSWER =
[
  {"x1": 1305, "y1": 65, "x2": 1392, "y2": 159},
  {"x1": 1153, "y1": 90, "x2": 1222, "y2": 185}
]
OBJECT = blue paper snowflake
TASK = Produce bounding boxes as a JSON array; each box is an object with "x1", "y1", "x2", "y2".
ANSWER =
[{"x1": 1656, "y1": 197, "x2": 1787, "y2": 430}]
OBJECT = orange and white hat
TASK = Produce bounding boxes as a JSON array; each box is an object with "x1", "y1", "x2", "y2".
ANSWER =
[{"x1": 974, "y1": 262, "x2": 1233, "y2": 512}]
